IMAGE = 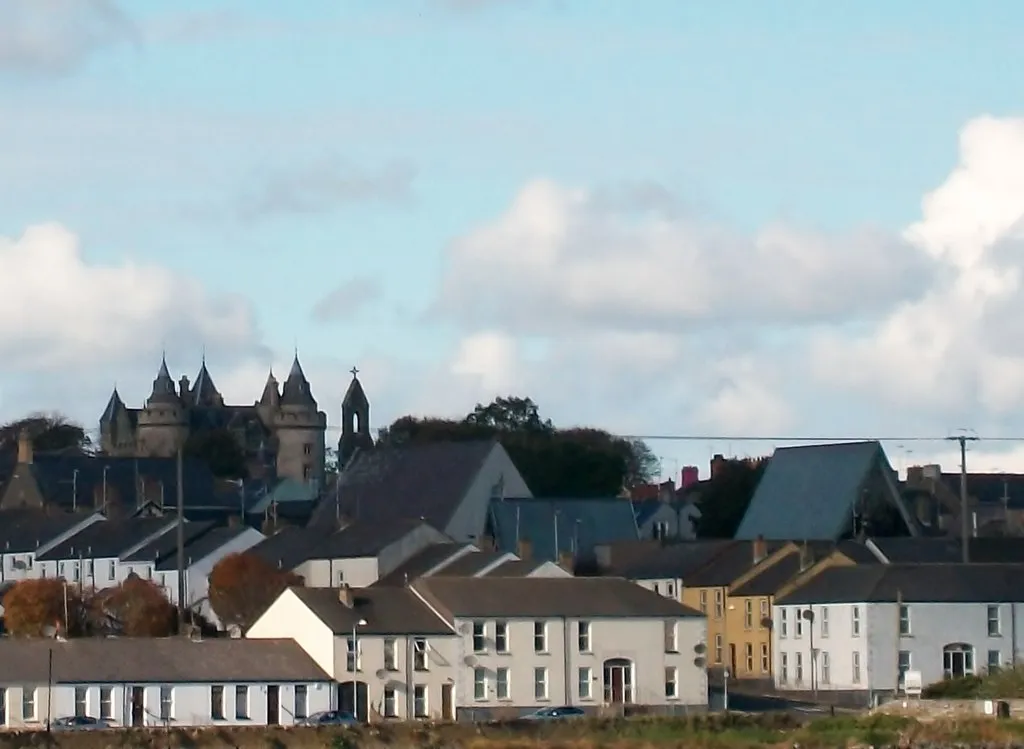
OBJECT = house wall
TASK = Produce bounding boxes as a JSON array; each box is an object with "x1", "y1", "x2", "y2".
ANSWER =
[
  {"x1": 635, "y1": 577, "x2": 682, "y2": 602},
  {"x1": 298, "y1": 557, "x2": 379, "y2": 588},
  {"x1": 682, "y1": 586, "x2": 726, "y2": 670},
  {"x1": 638, "y1": 504, "x2": 699, "y2": 541},
  {"x1": 0, "y1": 515, "x2": 106, "y2": 583},
  {"x1": 445, "y1": 446, "x2": 532, "y2": 543},
  {"x1": 724, "y1": 594, "x2": 772, "y2": 680},
  {"x1": 524, "y1": 562, "x2": 574, "y2": 578},
  {"x1": 247, "y1": 589, "x2": 338, "y2": 677}
]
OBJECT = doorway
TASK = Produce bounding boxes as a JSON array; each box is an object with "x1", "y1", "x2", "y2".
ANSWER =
[
  {"x1": 338, "y1": 681, "x2": 369, "y2": 721},
  {"x1": 130, "y1": 687, "x2": 144, "y2": 727},
  {"x1": 943, "y1": 644, "x2": 975, "y2": 679},
  {"x1": 441, "y1": 683, "x2": 453, "y2": 721},
  {"x1": 729, "y1": 643, "x2": 737, "y2": 675},
  {"x1": 266, "y1": 686, "x2": 279, "y2": 726},
  {"x1": 602, "y1": 659, "x2": 634, "y2": 704}
]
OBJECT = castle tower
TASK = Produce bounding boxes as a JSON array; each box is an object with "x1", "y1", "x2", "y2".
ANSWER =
[
  {"x1": 272, "y1": 355, "x2": 327, "y2": 486},
  {"x1": 338, "y1": 367, "x2": 373, "y2": 469},
  {"x1": 134, "y1": 356, "x2": 189, "y2": 457},
  {"x1": 98, "y1": 387, "x2": 135, "y2": 455}
]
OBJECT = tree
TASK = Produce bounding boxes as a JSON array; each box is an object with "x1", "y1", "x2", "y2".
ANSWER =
[
  {"x1": 3, "y1": 579, "x2": 86, "y2": 637},
  {"x1": 94, "y1": 576, "x2": 176, "y2": 637},
  {"x1": 208, "y1": 552, "x2": 303, "y2": 630},
  {"x1": 378, "y1": 396, "x2": 658, "y2": 496},
  {"x1": 694, "y1": 457, "x2": 769, "y2": 538},
  {"x1": 0, "y1": 412, "x2": 91, "y2": 456},
  {"x1": 184, "y1": 428, "x2": 247, "y2": 479}
]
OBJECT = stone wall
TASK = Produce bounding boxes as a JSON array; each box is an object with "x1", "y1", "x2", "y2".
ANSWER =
[{"x1": 875, "y1": 697, "x2": 1024, "y2": 720}]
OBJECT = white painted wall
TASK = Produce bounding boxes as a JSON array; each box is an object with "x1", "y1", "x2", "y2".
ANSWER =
[
  {"x1": 0, "y1": 514, "x2": 106, "y2": 584},
  {"x1": 298, "y1": 557, "x2": 379, "y2": 588},
  {"x1": 247, "y1": 589, "x2": 337, "y2": 676},
  {"x1": 633, "y1": 577, "x2": 683, "y2": 603}
]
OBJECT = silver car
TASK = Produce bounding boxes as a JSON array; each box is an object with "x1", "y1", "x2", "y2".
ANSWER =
[
  {"x1": 51, "y1": 716, "x2": 114, "y2": 731},
  {"x1": 296, "y1": 710, "x2": 359, "y2": 726}
]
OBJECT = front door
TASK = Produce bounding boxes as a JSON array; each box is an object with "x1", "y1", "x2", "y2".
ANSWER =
[
  {"x1": 602, "y1": 659, "x2": 634, "y2": 704},
  {"x1": 441, "y1": 683, "x2": 453, "y2": 721},
  {"x1": 729, "y1": 643, "x2": 737, "y2": 675},
  {"x1": 130, "y1": 687, "x2": 144, "y2": 727},
  {"x1": 266, "y1": 686, "x2": 279, "y2": 725}
]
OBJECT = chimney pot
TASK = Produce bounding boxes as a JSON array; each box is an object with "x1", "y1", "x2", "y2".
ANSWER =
[
  {"x1": 517, "y1": 538, "x2": 532, "y2": 561},
  {"x1": 17, "y1": 430, "x2": 33, "y2": 465},
  {"x1": 557, "y1": 550, "x2": 574, "y2": 571},
  {"x1": 337, "y1": 583, "x2": 352, "y2": 607},
  {"x1": 752, "y1": 534, "x2": 767, "y2": 564}
]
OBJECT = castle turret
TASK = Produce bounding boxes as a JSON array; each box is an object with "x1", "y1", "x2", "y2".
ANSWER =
[
  {"x1": 98, "y1": 386, "x2": 137, "y2": 455},
  {"x1": 338, "y1": 367, "x2": 373, "y2": 468},
  {"x1": 271, "y1": 355, "x2": 327, "y2": 486},
  {"x1": 135, "y1": 356, "x2": 188, "y2": 457},
  {"x1": 189, "y1": 359, "x2": 224, "y2": 408}
]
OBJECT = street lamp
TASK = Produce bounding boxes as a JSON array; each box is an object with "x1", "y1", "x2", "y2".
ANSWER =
[
  {"x1": 350, "y1": 619, "x2": 367, "y2": 719},
  {"x1": 802, "y1": 609, "x2": 817, "y2": 699}
]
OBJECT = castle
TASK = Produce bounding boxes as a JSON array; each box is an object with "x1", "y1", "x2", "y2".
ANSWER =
[{"x1": 99, "y1": 356, "x2": 374, "y2": 486}]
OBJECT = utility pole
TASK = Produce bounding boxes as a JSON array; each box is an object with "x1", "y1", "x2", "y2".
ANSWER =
[
  {"x1": 947, "y1": 433, "x2": 979, "y2": 563},
  {"x1": 176, "y1": 447, "x2": 186, "y2": 633}
]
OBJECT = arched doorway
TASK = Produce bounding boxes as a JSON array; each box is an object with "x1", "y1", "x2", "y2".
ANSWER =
[
  {"x1": 338, "y1": 681, "x2": 369, "y2": 721},
  {"x1": 943, "y1": 643, "x2": 974, "y2": 680},
  {"x1": 602, "y1": 658, "x2": 634, "y2": 704}
]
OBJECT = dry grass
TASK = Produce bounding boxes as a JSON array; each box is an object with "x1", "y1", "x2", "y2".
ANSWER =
[{"x1": 2, "y1": 714, "x2": 1024, "y2": 749}]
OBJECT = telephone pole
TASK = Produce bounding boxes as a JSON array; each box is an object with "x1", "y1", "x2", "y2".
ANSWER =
[
  {"x1": 176, "y1": 446, "x2": 186, "y2": 632},
  {"x1": 946, "y1": 433, "x2": 979, "y2": 563}
]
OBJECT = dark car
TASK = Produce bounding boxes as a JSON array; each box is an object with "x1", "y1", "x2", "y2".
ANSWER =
[
  {"x1": 50, "y1": 716, "x2": 114, "y2": 731},
  {"x1": 296, "y1": 710, "x2": 359, "y2": 726},
  {"x1": 520, "y1": 706, "x2": 586, "y2": 720}
]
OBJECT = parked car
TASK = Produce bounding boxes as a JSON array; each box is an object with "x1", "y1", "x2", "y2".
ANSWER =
[
  {"x1": 50, "y1": 716, "x2": 114, "y2": 731},
  {"x1": 296, "y1": 710, "x2": 359, "y2": 726},
  {"x1": 520, "y1": 706, "x2": 586, "y2": 720}
]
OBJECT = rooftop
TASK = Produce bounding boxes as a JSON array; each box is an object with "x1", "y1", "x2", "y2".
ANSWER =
[{"x1": 288, "y1": 586, "x2": 453, "y2": 636}]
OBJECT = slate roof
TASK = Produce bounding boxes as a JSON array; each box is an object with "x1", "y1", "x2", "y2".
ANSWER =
[
  {"x1": 414, "y1": 576, "x2": 704, "y2": 618},
  {"x1": 371, "y1": 543, "x2": 471, "y2": 586},
  {"x1": 307, "y1": 517, "x2": 432, "y2": 559},
  {"x1": 307, "y1": 440, "x2": 499, "y2": 532},
  {"x1": 777, "y1": 563, "x2": 1024, "y2": 605},
  {"x1": 868, "y1": 536, "x2": 1024, "y2": 564},
  {"x1": 615, "y1": 540, "x2": 736, "y2": 581},
  {"x1": 735, "y1": 441, "x2": 902, "y2": 541},
  {"x1": 121, "y1": 520, "x2": 216, "y2": 562},
  {"x1": 155, "y1": 525, "x2": 259, "y2": 571},
  {"x1": 633, "y1": 498, "x2": 668, "y2": 527},
  {"x1": 36, "y1": 517, "x2": 176, "y2": 561},
  {"x1": 488, "y1": 497, "x2": 639, "y2": 562},
  {"x1": 0, "y1": 638, "x2": 330, "y2": 684},
  {"x1": 289, "y1": 586, "x2": 453, "y2": 635},
  {"x1": 0, "y1": 510, "x2": 97, "y2": 554},
  {"x1": 248, "y1": 526, "x2": 331, "y2": 571},
  {"x1": 684, "y1": 540, "x2": 789, "y2": 587}
]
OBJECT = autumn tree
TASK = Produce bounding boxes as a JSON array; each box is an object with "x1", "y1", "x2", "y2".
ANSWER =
[
  {"x1": 184, "y1": 428, "x2": 247, "y2": 479},
  {"x1": 94, "y1": 576, "x2": 176, "y2": 637},
  {"x1": 378, "y1": 396, "x2": 658, "y2": 496},
  {"x1": 0, "y1": 413, "x2": 92, "y2": 456},
  {"x1": 208, "y1": 552, "x2": 303, "y2": 630},
  {"x1": 3, "y1": 579, "x2": 86, "y2": 637}
]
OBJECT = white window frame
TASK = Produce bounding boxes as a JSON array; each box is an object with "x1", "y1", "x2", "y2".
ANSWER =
[
  {"x1": 473, "y1": 668, "x2": 487, "y2": 701},
  {"x1": 534, "y1": 667, "x2": 548, "y2": 700},
  {"x1": 472, "y1": 621, "x2": 487, "y2": 653},
  {"x1": 578, "y1": 621, "x2": 591, "y2": 652},
  {"x1": 988, "y1": 605, "x2": 1001, "y2": 637},
  {"x1": 665, "y1": 667, "x2": 678, "y2": 699},
  {"x1": 851, "y1": 606, "x2": 861, "y2": 637},
  {"x1": 496, "y1": 667, "x2": 510, "y2": 700},
  {"x1": 533, "y1": 621, "x2": 547, "y2": 653},
  {"x1": 578, "y1": 667, "x2": 592, "y2": 699},
  {"x1": 495, "y1": 621, "x2": 509, "y2": 653}
]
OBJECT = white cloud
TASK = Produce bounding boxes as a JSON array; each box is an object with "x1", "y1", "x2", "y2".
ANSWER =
[{"x1": 0, "y1": 223, "x2": 261, "y2": 372}]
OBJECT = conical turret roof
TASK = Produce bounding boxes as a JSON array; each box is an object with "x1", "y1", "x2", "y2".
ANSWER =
[
  {"x1": 147, "y1": 356, "x2": 179, "y2": 405},
  {"x1": 280, "y1": 355, "x2": 317, "y2": 407}
]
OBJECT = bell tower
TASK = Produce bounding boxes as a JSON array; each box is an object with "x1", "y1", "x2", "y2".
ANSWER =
[{"x1": 338, "y1": 367, "x2": 373, "y2": 468}]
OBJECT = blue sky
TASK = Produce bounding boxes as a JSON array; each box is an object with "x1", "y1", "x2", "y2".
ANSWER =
[{"x1": 5, "y1": 0, "x2": 1024, "y2": 477}]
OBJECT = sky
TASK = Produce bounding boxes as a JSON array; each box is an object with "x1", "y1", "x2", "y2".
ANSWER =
[{"x1": 5, "y1": 0, "x2": 1024, "y2": 480}]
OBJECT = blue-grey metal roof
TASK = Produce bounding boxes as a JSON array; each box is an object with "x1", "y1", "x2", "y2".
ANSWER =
[
  {"x1": 487, "y1": 497, "x2": 639, "y2": 562},
  {"x1": 735, "y1": 441, "x2": 894, "y2": 541}
]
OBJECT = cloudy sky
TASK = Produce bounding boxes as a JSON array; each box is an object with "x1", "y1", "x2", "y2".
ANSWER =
[{"x1": 4, "y1": 0, "x2": 1024, "y2": 478}]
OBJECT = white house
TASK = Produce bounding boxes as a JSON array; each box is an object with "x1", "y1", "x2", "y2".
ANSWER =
[
  {"x1": 773, "y1": 563, "x2": 1024, "y2": 702},
  {"x1": 0, "y1": 638, "x2": 332, "y2": 728},
  {"x1": 0, "y1": 511, "x2": 104, "y2": 584}
]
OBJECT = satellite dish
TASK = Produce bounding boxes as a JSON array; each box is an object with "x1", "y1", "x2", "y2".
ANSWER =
[
  {"x1": 463, "y1": 655, "x2": 477, "y2": 667},
  {"x1": 693, "y1": 642, "x2": 706, "y2": 654},
  {"x1": 693, "y1": 657, "x2": 706, "y2": 668},
  {"x1": 375, "y1": 669, "x2": 388, "y2": 679},
  {"x1": 42, "y1": 625, "x2": 57, "y2": 639},
  {"x1": 457, "y1": 622, "x2": 471, "y2": 634}
]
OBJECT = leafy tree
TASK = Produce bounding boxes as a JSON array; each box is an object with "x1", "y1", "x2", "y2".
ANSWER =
[
  {"x1": 0, "y1": 413, "x2": 91, "y2": 456},
  {"x1": 94, "y1": 576, "x2": 176, "y2": 637},
  {"x1": 378, "y1": 396, "x2": 658, "y2": 496},
  {"x1": 694, "y1": 457, "x2": 769, "y2": 538},
  {"x1": 184, "y1": 428, "x2": 247, "y2": 479},
  {"x1": 208, "y1": 552, "x2": 303, "y2": 630},
  {"x1": 3, "y1": 579, "x2": 86, "y2": 637}
]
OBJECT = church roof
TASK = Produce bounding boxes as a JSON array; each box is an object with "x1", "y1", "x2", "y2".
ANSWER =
[{"x1": 342, "y1": 373, "x2": 368, "y2": 408}]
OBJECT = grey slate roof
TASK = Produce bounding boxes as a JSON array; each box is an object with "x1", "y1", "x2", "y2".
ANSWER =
[
  {"x1": 0, "y1": 638, "x2": 330, "y2": 684},
  {"x1": 289, "y1": 586, "x2": 453, "y2": 636},
  {"x1": 307, "y1": 517, "x2": 433, "y2": 560},
  {"x1": 0, "y1": 510, "x2": 97, "y2": 554},
  {"x1": 371, "y1": 543, "x2": 471, "y2": 586},
  {"x1": 414, "y1": 576, "x2": 704, "y2": 619},
  {"x1": 487, "y1": 497, "x2": 639, "y2": 562},
  {"x1": 308, "y1": 440, "x2": 499, "y2": 532},
  {"x1": 36, "y1": 517, "x2": 176, "y2": 561},
  {"x1": 735, "y1": 441, "x2": 899, "y2": 541},
  {"x1": 280, "y1": 356, "x2": 318, "y2": 407},
  {"x1": 155, "y1": 525, "x2": 258, "y2": 571},
  {"x1": 121, "y1": 520, "x2": 216, "y2": 562},
  {"x1": 869, "y1": 536, "x2": 1024, "y2": 564},
  {"x1": 248, "y1": 526, "x2": 329, "y2": 571},
  {"x1": 776, "y1": 563, "x2": 1024, "y2": 605},
  {"x1": 684, "y1": 540, "x2": 788, "y2": 587},
  {"x1": 615, "y1": 540, "x2": 736, "y2": 581}
]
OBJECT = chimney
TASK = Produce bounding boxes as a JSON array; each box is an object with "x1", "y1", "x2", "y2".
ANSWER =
[
  {"x1": 558, "y1": 550, "x2": 574, "y2": 571},
  {"x1": 906, "y1": 466, "x2": 923, "y2": 485},
  {"x1": 179, "y1": 376, "x2": 190, "y2": 398},
  {"x1": 710, "y1": 454, "x2": 726, "y2": 479},
  {"x1": 752, "y1": 534, "x2": 767, "y2": 564},
  {"x1": 337, "y1": 583, "x2": 352, "y2": 608},
  {"x1": 798, "y1": 542, "x2": 812, "y2": 571},
  {"x1": 681, "y1": 466, "x2": 700, "y2": 489},
  {"x1": 17, "y1": 430, "x2": 32, "y2": 465},
  {"x1": 517, "y1": 538, "x2": 532, "y2": 561}
]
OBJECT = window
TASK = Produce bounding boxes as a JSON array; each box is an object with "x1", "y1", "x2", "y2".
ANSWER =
[
  {"x1": 780, "y1": 608, "x2": 788, "y2": 638},
  {"x1": 383, "y1": 687, "x2": 397, "y2": 718},
  {"x1": 74, "y1": 687, "x2": 87, "y2": 716},
  {"x1": 699, "y1": 590, "x2": 707, "y2": 614},
  {"x1": 820, "y1": 652, "x2": 830, "y2": 685},
  {"x1": 988, "y1": 605, "x2": 1002, "y2": 636},
  {"x1": 578, "y1": 667, "x2": 592, "y2": 699},
  {"x1": 714, "y1": 589, "x2": 724, "y2": 618},
  {"x1": 820, "y1": 607, "x2": 829, "y2": 638},
  {"x1": 943, "y1": 643, "x2": 975, "y2": 679},
  {"x1": 744, "y1": 643, "x2": 753, "y2": 672},
  {"x1": 795, "y1": 652, "x2": 804, "y2": 685},
  {"x1": 533, "y1": 621, "x2": 547, "y2": 652},
  {"x1": 472, "y1": 621, "x2": 487, "y2": 652},
  {"x1": 759, "y1": 598, "x2": 769, "y2": 626},
  {"x1": 898, "y1": 604, "x2": 911, "y2": 635},
  {"x1": 473, "y1": 668, "x2": 487, "y2": 700},
  {"x1": 654, "y1": 582, "x2": 660, "y2": 594},
  {"x1": 714, "y1": 633, "x2": 723, "y2": 663},
  {"x1": 780, "y1": 653, "x2": 789, "y2": 683},
  {"x1": 413, "y1": 638, "x2": 428, "y2": 670},
  {"x1": 667, "y1": 582, "x2": 675, "y2": 598},
  {"x1": 578, "y1": 621, "x2": 591, "y2": 652},
  {"x1": 294, "y1": 685, "x2": 308, "y2": 720},
  {"x1": 22, "y1": 687, "x2": 35, "y2": 721},
  {"x1": 664, "y1": 620, "x2": 678, "y2": 652},
  {"x1": 235, "y1": 685, "x2": 249, "y2": 720},
  {"x1": 108, "y1": 560, "x2": 115, "y2": 579},
  {"x1": 303, "y1": 442, "x2": 313, "y2": 455},
  {"x1": 209, "y1": 688, "x2": 224, "y2": 725},
  {"x1": 346, "y1": 636, "x2": 360, "y2": 671},
  {"x1": 384, "y1": 638, "x2": 398, "y2": 671},
  {"x1": 852, "y1": 652, "x2": 861, "y2": 684},
  {"x1": 495, "y1": 621, "x2": 509, "y2": 653},
  {"x1": 413, "y1": 685, "x2": 428, "y2": 718},
  {"x1": 852, "y1": 606, "x2": 861, "y2": 637},
  {"x1": 665, "y1": 667, "x2": 678, "y2": 699},
  {"x1": 898, "y1": 650, "x2": 911, "y2": 677},
  {"x1": 0, "y1": 687, "x2": 5, "y2": 726},
  {"x1": 534, "y1": 667, "x2": 548, "y2": 700},
  {"x1": 988, "y1": 649, "x2": 1002, "y2": 672},
  {"x1": 795, "y1": 613, "x2": 804, "y2": 638},
  {"x1": 303, "y1": 465, "x2": 312, "y2": 480},
  {"x1": 84, "y1": 560, "x2": 92, "y2": 579},
  {"x1": 744, "y1": 599, "x2": 753, "y2": 629},
  {"x1": 653, "y1": 521, "x2": 669, "y2": 539},
  {"x1": 496, "y1": 667, "x2": 510, "y2": 700},
  {"x1": 760, "y1": 643, "x2": 769, "y2": 673},
  {"x1": 100, "y1": 687, "x2": 113, "y2": 719},
  {"x1": 160, "y1": 687, "x2": 173, "y2": 721}
]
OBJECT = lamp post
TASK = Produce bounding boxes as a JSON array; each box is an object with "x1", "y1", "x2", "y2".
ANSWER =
[
  {"x1": 350, "y1": 618, "x2": 367, "y2": 719},
  {"x1": 802, "y1": 609, "x2": 817, "y2": 699}
]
